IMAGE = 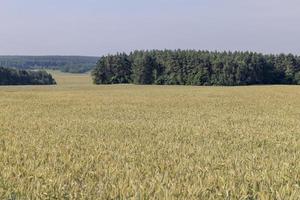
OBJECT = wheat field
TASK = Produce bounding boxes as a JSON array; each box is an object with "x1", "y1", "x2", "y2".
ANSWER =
[{"x1": 0, "y1": 71, "x2": 300, "y2": 199}]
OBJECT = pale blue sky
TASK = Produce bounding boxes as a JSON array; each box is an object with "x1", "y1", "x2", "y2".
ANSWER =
[{"x1": 0, "y1": 0, "x2": 299, "y2": 56}]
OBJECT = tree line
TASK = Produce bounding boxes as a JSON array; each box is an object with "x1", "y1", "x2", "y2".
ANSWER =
[
  {"x1": 0, "y1": 67, "x2": 56, "y2": 85},
  {"x1": 0, "y1": 56, "x2": 99, "y2": 73},
  {"x1": 92, "y1": 50, "x2": 300, "y2": 86}
]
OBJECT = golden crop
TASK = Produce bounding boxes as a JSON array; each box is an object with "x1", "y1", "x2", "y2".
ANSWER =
[{"x1": 0, "y1": 71, "x2": 300, "y2": 199}]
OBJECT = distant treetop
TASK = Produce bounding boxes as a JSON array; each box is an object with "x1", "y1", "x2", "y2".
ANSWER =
[
  {"x1": 0, "y1": 56, "x2": 99, "y2": 73},
  {"x1": 0, "y1": 67, "x2": 56, "y2": 85},
  {"x1": 92, "y1": 50, "x2": 300, "y2": 86}
]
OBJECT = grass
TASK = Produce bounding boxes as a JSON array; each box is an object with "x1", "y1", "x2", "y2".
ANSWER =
[{"x1": 0, "y1": 71, "x2": 300, "y2": 199}]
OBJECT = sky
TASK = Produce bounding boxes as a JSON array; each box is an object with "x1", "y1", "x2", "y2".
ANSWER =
[{"x1": 0, "y1": 0, "x2": 299, "y2": 56}]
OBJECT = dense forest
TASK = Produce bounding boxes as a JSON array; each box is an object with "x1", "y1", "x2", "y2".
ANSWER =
[
  {"x1": 0, "y1": 56, "x2": 98, "y2": 73},
  {"x1": 0, "y1": 67, "x2": 56, "y2": 85},
  {"x1": 92, "y1": 50, "x2": 300, "y2": 86}
]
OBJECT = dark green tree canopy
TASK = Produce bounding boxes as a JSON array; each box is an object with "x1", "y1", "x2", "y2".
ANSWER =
[
  {"x1": 0, "y1": 67, "x2": 56, "y2": 85},
  {"x1": 92, "y1": 50, "x2": 300, "y2": 86}
]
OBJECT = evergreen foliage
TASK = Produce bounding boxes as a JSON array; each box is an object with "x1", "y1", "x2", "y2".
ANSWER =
[
  {"x1": 92, "y1": 50, "x2": 300, "y2": 85},
  {"x1": 0, "y1": 67, "x2": 56, "y2": 85}
]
